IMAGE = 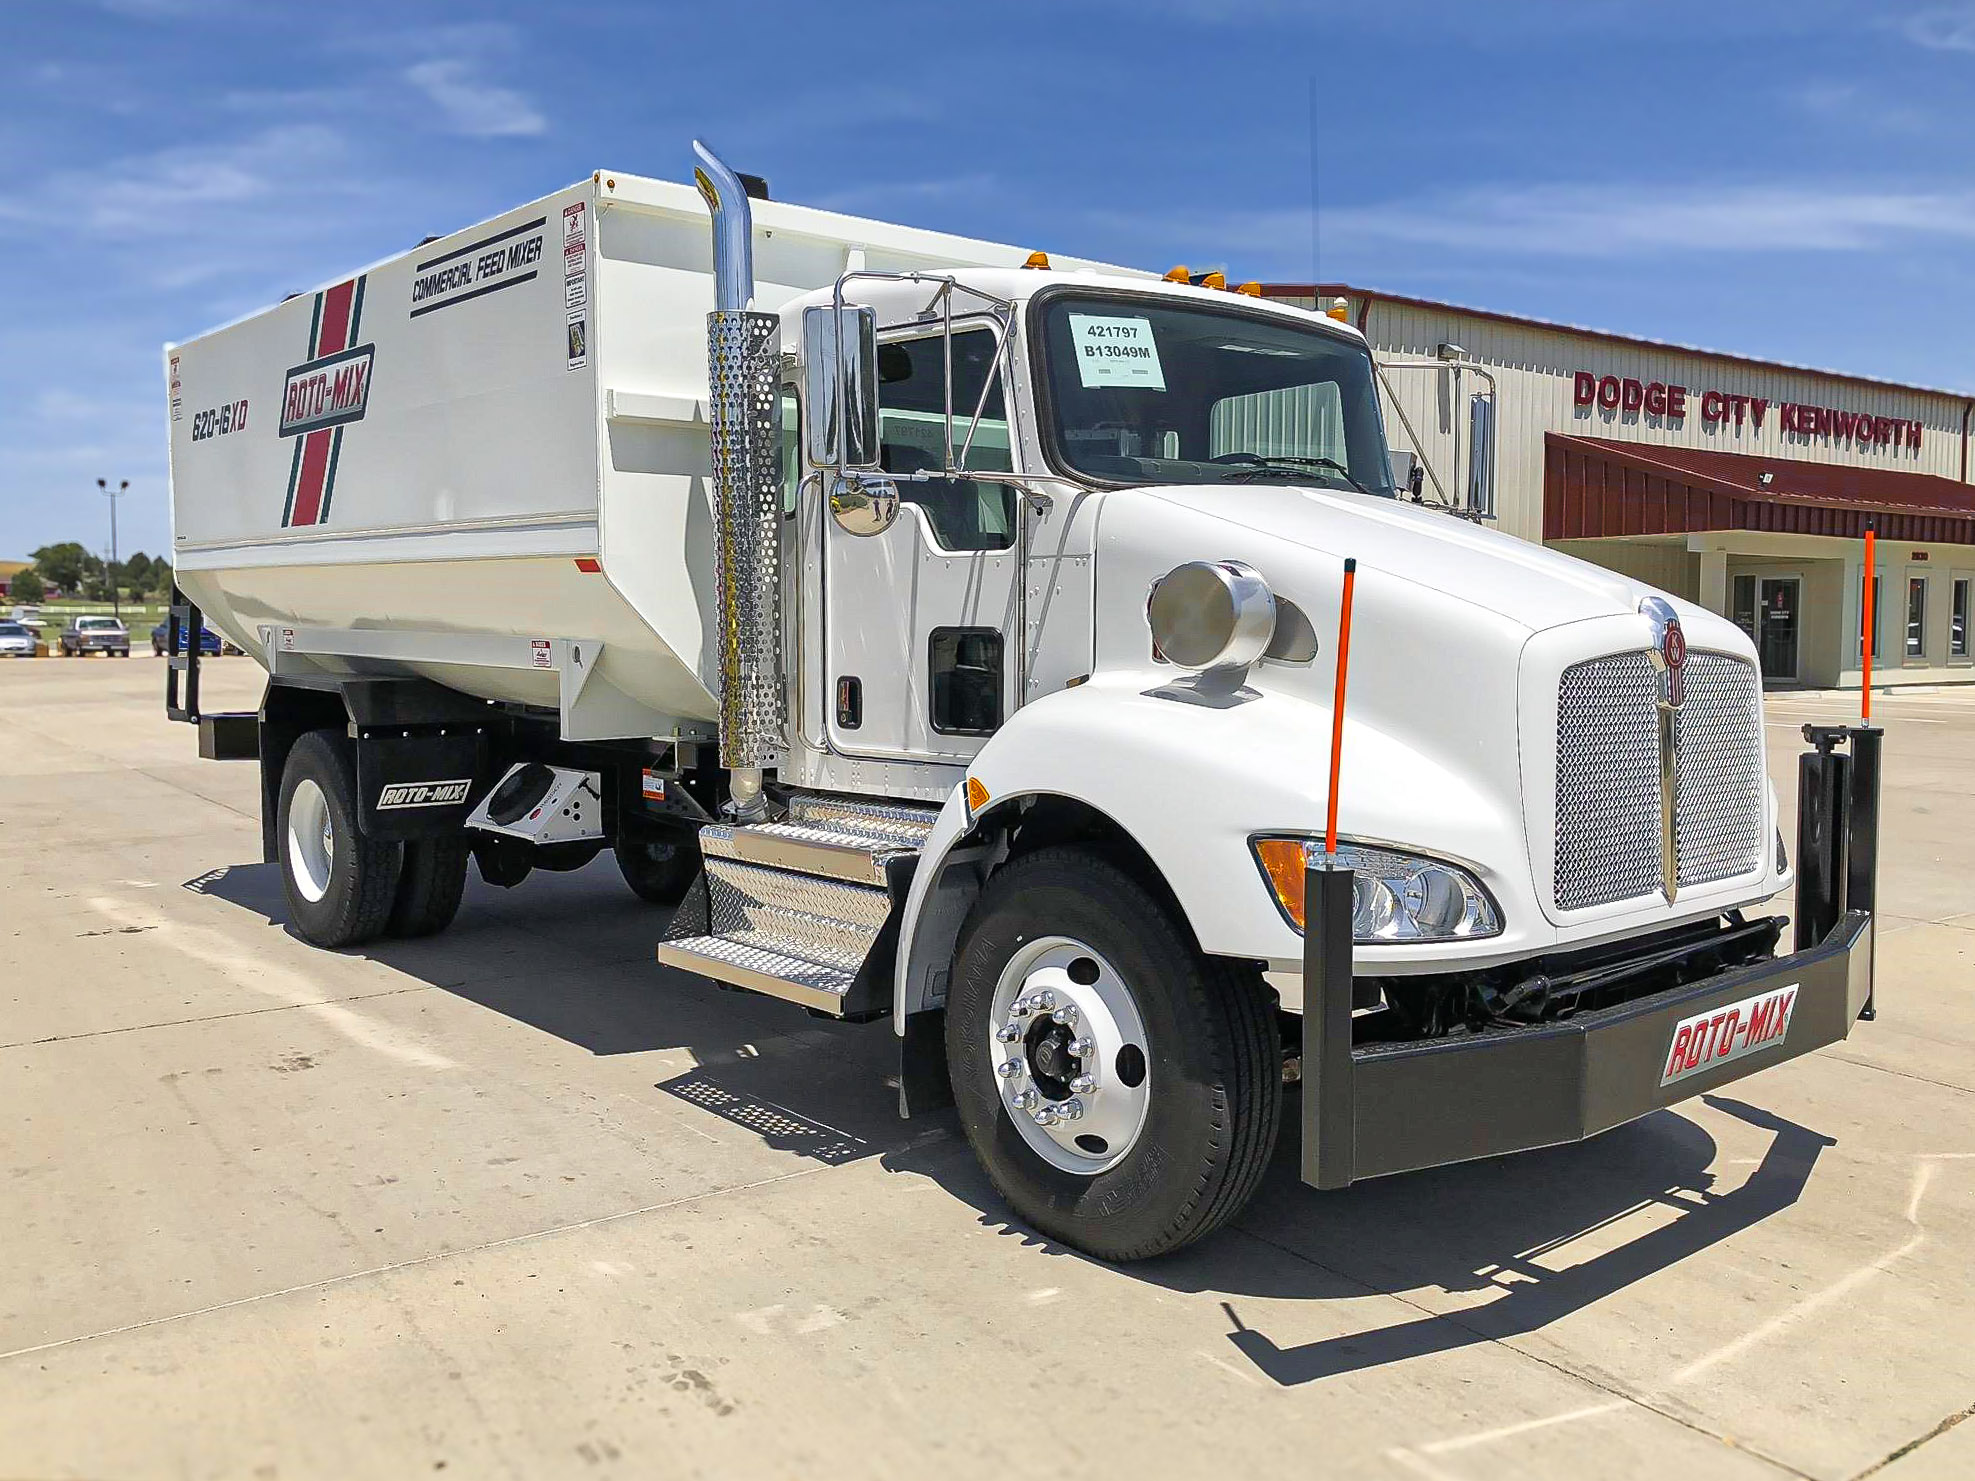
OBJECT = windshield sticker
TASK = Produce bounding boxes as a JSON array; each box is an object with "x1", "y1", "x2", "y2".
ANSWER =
[{"x1": 1068, "y1": 314, "x2": 1165, "y2": 391}]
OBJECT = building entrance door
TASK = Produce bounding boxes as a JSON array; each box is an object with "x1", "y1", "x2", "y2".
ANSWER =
[{"x1": 1756, "y1": 576, "x2": 1800, "y2": 680}]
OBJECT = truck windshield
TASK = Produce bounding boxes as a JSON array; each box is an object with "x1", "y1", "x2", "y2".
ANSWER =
[{"x1": 1034, "y1": 293, "x2": 1396, "y2": 496}]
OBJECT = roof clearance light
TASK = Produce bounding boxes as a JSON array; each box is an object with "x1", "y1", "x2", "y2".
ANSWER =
[
  {"x1": 1164, "y1": 265, "x2": 1191, "y2": 282},
  {"x1": 1235, "y1": 281, "x2": 1263, "y2": 297},
  {"x1": 1200, "y1": 271, "x2": 1227, "y2": 290},
  {"x1": 1022, "y1": 251, "x2": 1051, "y2": 270},
  {"x1": 1327, "y1": 297, "x2": 1350, "y2": 321}
]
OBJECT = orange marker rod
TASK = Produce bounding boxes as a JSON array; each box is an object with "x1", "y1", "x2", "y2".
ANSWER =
[
  {"x1": 1861, "y1": 524, "x2": 1875, "y2": 723},
  {"x1": 1324, "y1": 557, "x2": 1358, "y2": 857}
]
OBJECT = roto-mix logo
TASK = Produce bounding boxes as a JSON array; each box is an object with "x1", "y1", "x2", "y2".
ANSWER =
[
  {"x1": 280, "y1": 275, "x2": 372, "y2": 527},
  {"x1": 376, "y1": 779, "x2": 472, "y2": 810}
]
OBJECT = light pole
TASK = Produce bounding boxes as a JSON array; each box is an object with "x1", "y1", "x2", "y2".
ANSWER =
[{"x1": 97, "y1": 478, "x2": 127, "y2": 622}]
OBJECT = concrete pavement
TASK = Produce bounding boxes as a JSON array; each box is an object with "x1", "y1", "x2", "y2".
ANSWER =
[{"x1": 2, "y1": 656, "x2": 1972, "y2": 1480}]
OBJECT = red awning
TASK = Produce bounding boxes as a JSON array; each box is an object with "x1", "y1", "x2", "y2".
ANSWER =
[{"x1": 1544, "y1": 433, "x2": 1975, "y2": 546}]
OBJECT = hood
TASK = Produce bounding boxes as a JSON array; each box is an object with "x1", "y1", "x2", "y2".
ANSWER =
[{"x1": 1139, "y1": 482, "x2": 1653, "y2": 634}]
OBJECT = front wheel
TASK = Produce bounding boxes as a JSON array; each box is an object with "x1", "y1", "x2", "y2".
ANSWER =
[
  {"x1": 278, "y1": 731, "x2": 402, "y2": 948},
  {"x1": 945, "y1": 847, "x2": 1281, "y2": 1262}
]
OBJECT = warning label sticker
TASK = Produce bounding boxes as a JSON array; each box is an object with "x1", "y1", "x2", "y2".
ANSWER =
[
  {"x1": 1068, "y1": 314, "x2": 1165, "y2": 390},
  {"x1": 562, "y1": 201, "x2": 588, "y2": 313}
]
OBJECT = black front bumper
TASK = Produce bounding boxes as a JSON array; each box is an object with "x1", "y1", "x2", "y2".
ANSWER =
[
  {"x1": 1301, "y1": 723, "x2": 1883, "y2": 1191},
  {"x1": 1303, "y1": 910, "x2": 1871, "y2": 1188}
]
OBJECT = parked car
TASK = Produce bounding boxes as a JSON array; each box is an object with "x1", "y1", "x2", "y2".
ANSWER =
[
  {"x1": 151, "y1": 620, "x2": 223, "y2": 657},
  {"x1": 60, "y1": 615, "x2": 129, "y2": 657},
  {"x1": 0, "y1": 621, "x2": 36, "y2": 658}
]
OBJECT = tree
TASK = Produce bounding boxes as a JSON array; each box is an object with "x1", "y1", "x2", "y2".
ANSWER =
[
  {"x1": 28, "y1": 542, "x2": 90, "y2": 593},
  {"x1": 121, "y1": 552, "x2": 153, "y2": 595},
  {"x1": 7, "y1": 568, "x2": 44, "y2": 603}
]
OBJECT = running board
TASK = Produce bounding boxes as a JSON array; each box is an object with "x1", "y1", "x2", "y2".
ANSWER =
[{"x1": 657, "y1": 794, "x2": 941, "y2": 1018}]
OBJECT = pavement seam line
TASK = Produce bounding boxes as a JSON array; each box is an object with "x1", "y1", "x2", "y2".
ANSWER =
[
  {"x1": 0, "y1": 1164, "x2": 832, "y2": 1366},
  {"x1": 1852, "y1": 1397, "x2": 1975, "y2": 1479},
  {"x1": 1818, "y1": 1051, "x2": 1975, "y2": 1099},
  {"x1": 1227, "y1": 1225, "x2": 1822, "y2": 1481},
  {"x1": 0, "y1": 983, "x2": 438, "y2": 1053}
]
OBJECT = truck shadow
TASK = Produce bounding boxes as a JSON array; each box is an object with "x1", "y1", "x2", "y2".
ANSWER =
[
  {"x1": 183, "y1": 858, "x2": 917, "y2": 1165},
  {"x1": 883, "y1": 1091, "x2": 1834, "y2": 1386},
  {"x1": 187, "y1": 860, "x2": 1835, "y2": 1380}
]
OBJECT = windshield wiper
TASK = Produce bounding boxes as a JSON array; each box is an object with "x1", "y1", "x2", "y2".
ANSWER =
[{"x1": 1220, "y1": 455, "x2": 1381, "y2": 498}]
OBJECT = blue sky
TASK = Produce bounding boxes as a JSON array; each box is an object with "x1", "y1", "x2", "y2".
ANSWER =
[{"x1": 5, "y1": 0, "x2": 1975, "y2": 560}]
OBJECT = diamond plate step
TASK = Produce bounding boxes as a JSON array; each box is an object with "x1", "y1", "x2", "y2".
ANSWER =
[
  {"x1": 656, "y1": 936, "x2": 858, "y2": 1015},
  {"x1": 784, "y1": 794, "x2": 941, "y2": 847},
  {"x1": 703, "y1": 857, "x2": 891, "y2": 972},
  {"x1": 700, "y1": 820, "x2": 910, "y2": 886},
  {"x1": 658, "y1": 801, "x2": 938, "y2": 1018}
]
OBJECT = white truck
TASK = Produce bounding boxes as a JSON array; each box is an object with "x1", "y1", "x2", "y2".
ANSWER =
[{"x1": 163, "y1": 144, "x2": 1881, "y2": 1261}]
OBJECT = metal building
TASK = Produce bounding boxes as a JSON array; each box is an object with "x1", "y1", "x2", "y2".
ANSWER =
[{"x1": 1265, "y1": 284, "x2": 1975, "y2": 689}]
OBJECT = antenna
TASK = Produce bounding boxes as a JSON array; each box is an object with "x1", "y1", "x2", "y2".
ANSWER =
[{"x1": 1308, "y1": 76, "x2": 1321, "y2": 295}]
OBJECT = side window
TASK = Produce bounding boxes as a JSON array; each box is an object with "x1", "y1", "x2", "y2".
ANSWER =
[{"x1": 876, "y1": 329, "x2": 1017, "y2": 552}]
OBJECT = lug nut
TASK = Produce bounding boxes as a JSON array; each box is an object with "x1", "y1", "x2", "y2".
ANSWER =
[
  {"x1": 1033, "y1": 1106, "x2": 1060, "y2": 1127},
  {"x1": 1070, "y1": 1037, "x2": 1096, "y2": 1058},
  {"x1": 1033, "y1": 990, "x2": 1057, "y2": 1011},
  {"x1": 995, "y1": 1023, "x2": 1022, "y2": 1044},
  {"x1": 1070, "y1": 1074, "x2": 1096, "y2": 1095},
  {"x1": 997, "y1": 1059, "x2": 1024, "y2": 1080},
  {"x1": 1013, "y1": 1088, "x2": 1040, "y2": 1110},
  {"x1": 1059, "y1": 1099, "x2": 1085, "y2": 1120},
  {"x1": 1052, "y1": 1004, "x2": 1079, "y2": 1026}
]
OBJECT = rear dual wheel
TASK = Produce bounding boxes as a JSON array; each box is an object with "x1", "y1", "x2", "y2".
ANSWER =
[
  {"x1": 945, "y1": 847, "x2": 1281, "y2": 1262},
  {"x1": 278, "y1": 731, "x2": 468, "y2": 947}
]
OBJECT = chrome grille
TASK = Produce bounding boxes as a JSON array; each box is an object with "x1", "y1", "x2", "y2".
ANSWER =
[
  {"x1": 1555, "y1": 652, "x2": 1663, "y2": 910},
  {"x1": 1675, "y1": 653, "x2": 1766, "y2": 889},
  {"x1": 1554, "y1": 649, "x2": 1764, "y2": 910}
]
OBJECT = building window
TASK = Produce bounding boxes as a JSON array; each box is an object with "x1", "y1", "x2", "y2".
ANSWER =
[
  {"x1": 1859, "y1": 573, "x2": 1882, "y2": 660},
  {"x1": 1907, "y1": 576, "x2": 1928, "y2": 659},
  {"x1": 1953, "y1": 578, "x2": 1970, "y2": 659},
  {"x1": 1732, "y1": 574, "x2": 1757, "y2": 645}
]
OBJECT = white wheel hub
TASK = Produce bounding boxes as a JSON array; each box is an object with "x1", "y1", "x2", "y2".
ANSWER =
[
  {"x1": 986, "y1": 936, "x2": 1150, "y2": 1175},
  {"x1": 287, "y1": 777, "x2": 334, "y2": 904}
]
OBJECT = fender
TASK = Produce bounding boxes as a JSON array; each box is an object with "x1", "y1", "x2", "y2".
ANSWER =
[{"x1": 893, "y1": 673, "x2": 1518, "y2": 1036}]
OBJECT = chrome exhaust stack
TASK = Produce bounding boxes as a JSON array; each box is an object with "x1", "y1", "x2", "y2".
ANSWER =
[{"x1": 692, "y1": 139, "x2": 783, "y2": 820}]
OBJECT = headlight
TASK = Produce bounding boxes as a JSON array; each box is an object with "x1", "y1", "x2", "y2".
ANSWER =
[{"x1": 1251, "y1": 838, "x2": 1502, "y2": 942}]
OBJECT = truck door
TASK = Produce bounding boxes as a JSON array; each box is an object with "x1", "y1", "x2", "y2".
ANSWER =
[{"x1": 823, "y1": 324, "x2": 1021, "y2": 763}]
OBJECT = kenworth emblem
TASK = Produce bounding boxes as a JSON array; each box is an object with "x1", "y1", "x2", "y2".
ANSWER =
[{"x1": 1640, "y1": 596, "x2": 1685, "y2": 900}]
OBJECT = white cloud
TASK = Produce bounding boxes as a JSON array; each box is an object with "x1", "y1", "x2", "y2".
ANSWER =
[
  {"x1": 1899, "y1": 4, "x2": 1975, "y2": 51},
  {"x1": 404, "y1": 57, "x2": 545, "y2": 138},
  {"x1": 1112, "y1": 181, "x2": 1975, "y2": 263}
]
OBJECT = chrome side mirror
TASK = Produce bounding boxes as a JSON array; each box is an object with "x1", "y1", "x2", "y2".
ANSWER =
[
  {"x1": 803, "y1": 304, "x2": 880, "y2": 471},
  {"x1": 1388, "y1": 449, "x2": 1423, "y2": 500},
  {"x1": 828, "y1": 473, "x2": 899, "y2": 537},
  {"x1": 1467, "y1": 394, "x2": 1496, "y2": 519}
]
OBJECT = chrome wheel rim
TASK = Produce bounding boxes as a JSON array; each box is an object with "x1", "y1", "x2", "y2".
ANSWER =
[
  {"x1": 986, "y1": 936, "x2": 1151, "y2": 1175},
  {"x1": 287, "y1": 778, "x2": 334, "y2": 904}
]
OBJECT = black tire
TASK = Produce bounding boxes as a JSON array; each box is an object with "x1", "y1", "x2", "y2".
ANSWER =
[
  {"x1": 614, "y1": 824, "x2": 702, "y2": 905},
  {"x1": 277, "y1": 730, "x2": 402, "y2": 948},
  {"x1": 151, "y1": 638, "x2": 163, "y2": 656},
  {"x1": 945, "y1": 847, "x2": 1280, "y2": 1262},
  {"x1": 388, "y1": 835, "x2": 470, "y2": 937}
]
